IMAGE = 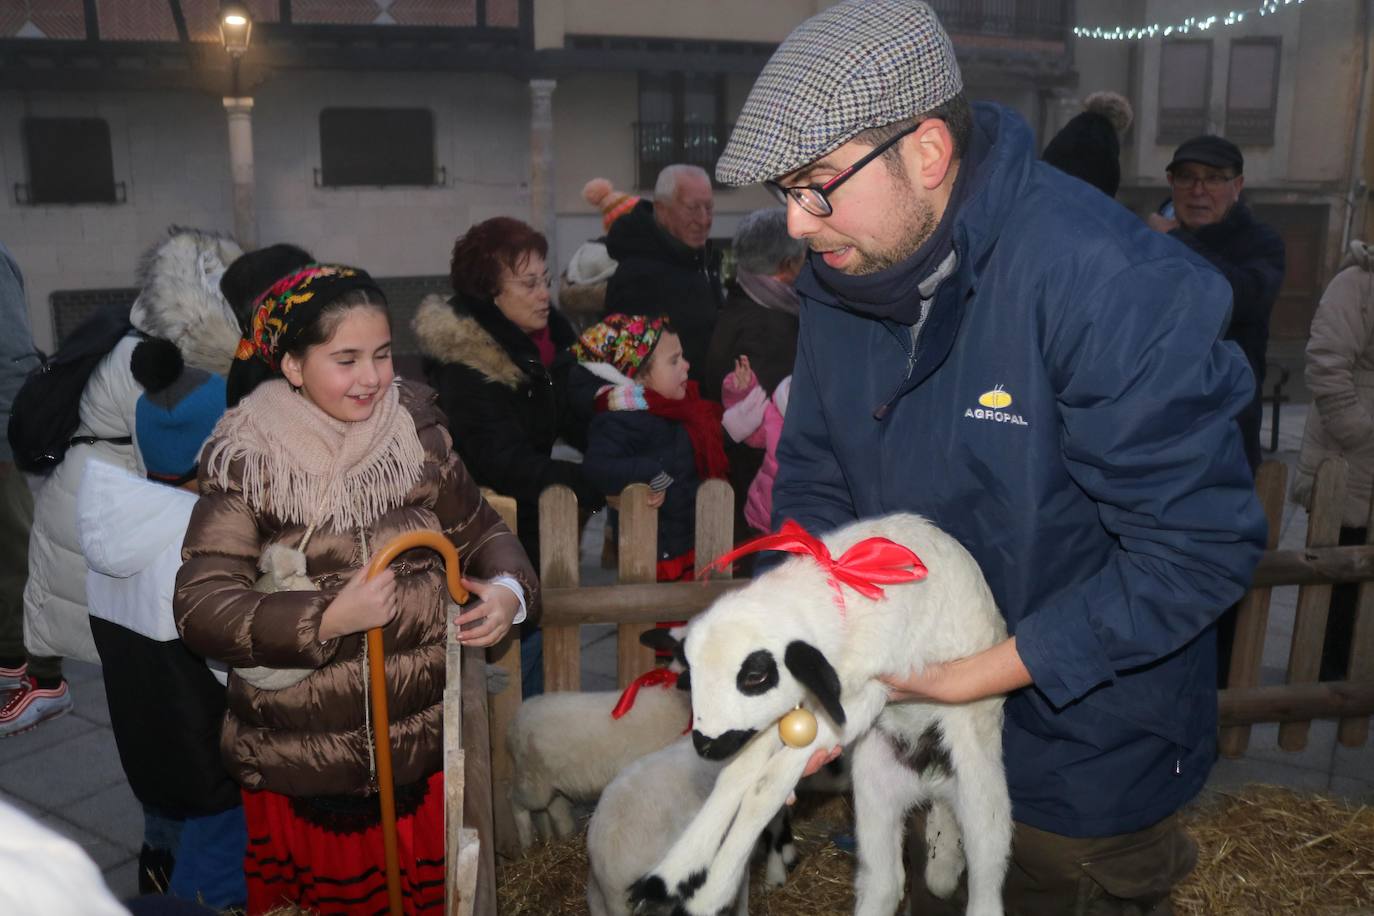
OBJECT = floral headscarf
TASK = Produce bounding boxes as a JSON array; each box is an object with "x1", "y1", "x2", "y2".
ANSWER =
[
  {"x1": 572, "y1": 313, "x2": 667, "y2": 380},
  {"x1": 233, "y1": 264, "x2": 383, "y2": 372}
]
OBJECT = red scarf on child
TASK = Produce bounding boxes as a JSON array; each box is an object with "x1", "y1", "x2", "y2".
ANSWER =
[{"x1": 596, "y1": 381, "x2": 730, "y2": 481}]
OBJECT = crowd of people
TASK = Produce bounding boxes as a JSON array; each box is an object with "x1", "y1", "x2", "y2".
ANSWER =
[{"x1": 0, "y1": 0, "x2": 1364, "y2": 913}]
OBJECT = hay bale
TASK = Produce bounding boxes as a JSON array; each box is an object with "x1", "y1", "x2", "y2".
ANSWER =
[{"x1": 496, "y1": 784, "x2": 1374, "y2": 915}]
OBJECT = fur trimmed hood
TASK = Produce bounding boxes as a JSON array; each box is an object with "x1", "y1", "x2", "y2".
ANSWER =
[
  {"x1": 412, "y1": 294, "x2": 526, "y2": 390},
  {"x1": 130, "y1": 226, "x2": 243, "y2": 377}
]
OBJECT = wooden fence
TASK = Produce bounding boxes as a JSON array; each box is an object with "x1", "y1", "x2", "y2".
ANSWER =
[{"x1": 476, "y1": 459, "x2": 1374, "y2": 860}]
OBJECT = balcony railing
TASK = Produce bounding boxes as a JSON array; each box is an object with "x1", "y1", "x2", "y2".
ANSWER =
[
  {"x1": 633, "y1": 121, "x2": 732, "y2": 190},
  {"x1": 928, "y1": 0, "x2": 1072, "y2": 43}
]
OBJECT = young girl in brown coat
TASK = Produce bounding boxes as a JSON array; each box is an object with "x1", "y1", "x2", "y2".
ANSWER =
[{"x1": 174, "y1": 263, "x2": 535, "y2": 914}]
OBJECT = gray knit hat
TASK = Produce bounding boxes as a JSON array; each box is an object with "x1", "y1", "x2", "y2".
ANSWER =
[{"x1": 716, "y1": 0, "x2": 962, "y2": 187}]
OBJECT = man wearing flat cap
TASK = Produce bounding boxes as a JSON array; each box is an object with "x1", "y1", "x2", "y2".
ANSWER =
[
  {"x1": 1148, "y1": 134, "x2": 1286, "y2": 474},
  {"x1": 718, "y1": 1, "x2": 1265, "y2": 912}
]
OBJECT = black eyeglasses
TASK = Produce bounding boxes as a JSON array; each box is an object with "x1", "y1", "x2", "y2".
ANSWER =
[{"x1": 765, "y1": 121, "x2": 924, "y2": 217}]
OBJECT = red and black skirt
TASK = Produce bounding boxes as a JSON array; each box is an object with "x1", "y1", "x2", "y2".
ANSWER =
[{"x1": 242, "y1": 770, "x2": 444, "y2": 914}]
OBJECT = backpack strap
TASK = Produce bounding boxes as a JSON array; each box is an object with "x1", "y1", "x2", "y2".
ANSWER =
[{"x1": 66, "y1": 435, "x2": 133, "y2": 449}]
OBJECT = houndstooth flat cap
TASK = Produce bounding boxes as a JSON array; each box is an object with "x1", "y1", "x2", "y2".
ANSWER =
[{"x1": 716, "y1": 0, "x2": 962, "y2": 186}]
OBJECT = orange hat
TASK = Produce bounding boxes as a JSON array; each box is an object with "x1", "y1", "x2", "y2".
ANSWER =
[{"x1": 583, "y1": 178, "x2": 640, "y2": 232}]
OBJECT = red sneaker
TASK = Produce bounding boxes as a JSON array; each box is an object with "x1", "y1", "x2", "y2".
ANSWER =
[{"x1": 0, "y1": 676, "x2": 73, "y2": 737}]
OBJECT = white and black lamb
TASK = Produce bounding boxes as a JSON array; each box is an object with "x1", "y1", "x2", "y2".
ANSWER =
[
  {"x1": 586, "y1": 735, "x2": 797, "y2": 916},
  {"x1": 507, "y1": 628, "x2": 690, "y2": 849},
  {"x1": 630, "y1": 512, "x2": 1012, "y2": 916}
]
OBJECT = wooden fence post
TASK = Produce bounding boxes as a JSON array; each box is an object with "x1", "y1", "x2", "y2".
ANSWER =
[
  {"x1": 540, "y1": 485, "x2": 582, "y2": 692},
  {"x1": 618, "y1": 485, "x2": 659, "y2": 689},
  {"x1": 1220, "y1": 460, "x2": 1288, "y2": 757},
  {"x1": 695, "y1": 480, "x2": 734, "y2": 575},
  {"x1": 1339, "y1": 486, "x2": 1374, "y2": 746},
  {"x1": 1280, "y1": 457, "x2": 1347, "y2": 751},
  {"x1": 477, "y1": 491, "x2": 523, "y2": 861}
]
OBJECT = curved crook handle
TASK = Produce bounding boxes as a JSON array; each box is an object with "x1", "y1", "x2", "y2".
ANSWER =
[
  {"x1": 363, "y1": 529, "x2": 467, "y2": 916},
  {"x1": 365, "y1": 529, "x2": 469, "y2": 604}
]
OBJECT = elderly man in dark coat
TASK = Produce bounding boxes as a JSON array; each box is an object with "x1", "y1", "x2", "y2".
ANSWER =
[{"x1": 603, "y1": 164, "x2": 723, "y2": 384}]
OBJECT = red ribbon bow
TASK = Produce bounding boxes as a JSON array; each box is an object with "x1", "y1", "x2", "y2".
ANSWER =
[
  {"x1": 703, "y1": 519, "x2": 928, "y2": 612},
  {"x1": 611, "y1": 667, "x2": 679, "y2": 719}
]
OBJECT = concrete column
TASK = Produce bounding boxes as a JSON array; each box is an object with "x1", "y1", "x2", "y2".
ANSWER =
[
  {"x1": 223, "y1": 96, "x2": 258, "y2": 251},
  {"x1": 529, "y1": 78, "x2": 557, "y2": 270}
]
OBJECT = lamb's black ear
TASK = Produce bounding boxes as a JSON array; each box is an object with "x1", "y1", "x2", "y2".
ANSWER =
[
  {"x1": 675, "y1": 669, "x2": 691, "y2": 692},
  {"x1": 638, "y1": 627, "x2": 680, "y2": 653},
  {"x1": 784, "y1": 641, "x2": 845, "y2": 726}
]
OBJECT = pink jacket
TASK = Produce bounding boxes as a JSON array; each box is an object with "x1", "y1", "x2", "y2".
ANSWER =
[{"x1": 722, "y1": 371, "x2": 791, "y2": 535}]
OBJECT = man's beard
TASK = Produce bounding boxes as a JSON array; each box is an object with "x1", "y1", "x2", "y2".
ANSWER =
[{"x1": 816, "y1": 187, "x2": 940, "y2": 276}]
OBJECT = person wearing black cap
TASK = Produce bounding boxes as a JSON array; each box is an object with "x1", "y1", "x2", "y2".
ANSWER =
[
  {"x1": 710, "y1": 1, "x2": 1266, "y2": 912},
  {"x1": 1148, "y1": 134, "x2": 1286, "y2": 473}
]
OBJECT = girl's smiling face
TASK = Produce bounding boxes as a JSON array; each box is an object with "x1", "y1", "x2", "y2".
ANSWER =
[
  {"x1": 641, "y1": 331, "x2": 689, "y2": 400},
  {"x1": 280, "y1": 306, "x2": 394, "y2": 422}
]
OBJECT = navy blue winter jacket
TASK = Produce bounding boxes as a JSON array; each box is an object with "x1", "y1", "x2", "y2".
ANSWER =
[
  {"x1": 773, "y1": 103, "x2": 1267, "y2": 837},
  {"x1": 583, "y1": 410, "x2": 700, "y2": 561}
]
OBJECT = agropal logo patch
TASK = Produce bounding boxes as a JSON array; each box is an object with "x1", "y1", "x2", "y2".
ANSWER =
[{"x1": 965, "y1": 385, "x2": 1028, "y2": 427}]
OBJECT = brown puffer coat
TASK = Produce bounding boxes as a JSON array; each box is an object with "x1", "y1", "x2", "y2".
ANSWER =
[{"x1": 174, "y1": 381, "x2": 537, "y2": 797}]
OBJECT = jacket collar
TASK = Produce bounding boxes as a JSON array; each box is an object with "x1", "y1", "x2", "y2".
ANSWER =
[{"x1": 411, "y1": 294, "x2": 576, "y2": 391}]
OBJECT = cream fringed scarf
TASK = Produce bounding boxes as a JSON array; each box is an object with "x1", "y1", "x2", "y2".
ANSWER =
[{"x1": 204, "y1": 378, "x2": 426, "y2": 532}]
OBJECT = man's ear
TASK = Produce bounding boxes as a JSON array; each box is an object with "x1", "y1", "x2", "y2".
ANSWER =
[
  {"x1": 279, "y1": 351, "x2": 305, "y2": 389},
  {"x1": 907, "y1": 118, "x2": 957, "y2": 191},
  {"x1": 784, "y1": 640, "x2": 845, "y2": 726}
]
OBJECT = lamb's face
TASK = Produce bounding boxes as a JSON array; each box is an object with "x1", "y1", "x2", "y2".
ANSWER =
[{"x1": 683, "y1": 603, "x2": 844, "y2": 761}]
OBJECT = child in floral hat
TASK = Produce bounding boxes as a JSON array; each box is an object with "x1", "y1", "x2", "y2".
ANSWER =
[{"x1": 574, "y1": 314, "x2": 729, "y2": 582}]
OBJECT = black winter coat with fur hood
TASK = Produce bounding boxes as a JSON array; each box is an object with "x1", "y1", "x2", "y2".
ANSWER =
[{"x1": 413, "y1": 293, "x2": 604, "y2": 568}]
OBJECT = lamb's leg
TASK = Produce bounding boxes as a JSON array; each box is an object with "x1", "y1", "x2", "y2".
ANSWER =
[
  {"x1": 630, "y1": 730, "x2": 782, "y2": 909},
  {"x1": 680, "y1": 744, "x2": 811, "y2": 915},
  {"x1": 924, "y1": 797, "x2": 964, "y2": 900},
  {"x1": 731, "y1": 866, "x2": 750, "y2": 916},
  {"x1": 531, "y1": 808, "x2": 554, "y2": 843},
  {"x1": 511, "y1": 796, "x2": 535, "y2": 851},
  {"x1": 761, "y1": 807, "x2": 796, "y2": 887},
  {"x1": 945, "y1": 710, "x2": 1011, "y2": 916},
  {"x1": 851, "y1": 730, "x2": 925, "y2": 916},
  {"x1": 548, "y1": 793, "x2": 577, "y2": 839}
]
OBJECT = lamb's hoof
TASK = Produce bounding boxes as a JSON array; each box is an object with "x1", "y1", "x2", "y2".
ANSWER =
[{"x1": 630, "y1": 870, "x2": 708, "y2": 915}]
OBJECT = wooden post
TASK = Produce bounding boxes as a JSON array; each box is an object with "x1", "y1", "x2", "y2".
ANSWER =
[
  {"x1": 695, "y1": 480, "x2": 735, "y2": 574},
  {"x1": 1280, "y1": 457, "x2": 1347, "y2": 751},
  {"x1": 1339, "y1": 487, "x2": 1374, "y2": 747},
  {"x1": 618, "y1": 484, "x2": 659, "y2": 689},
  {"x1": 477, "y1": 490, "x2": 523, "y2": 861},
  {"x1": 540, "y1": 485, "x2": 582, "y2": 692},
  {"x1": 1220, "y1": 461, "x2": 1288, "y2": 757}
]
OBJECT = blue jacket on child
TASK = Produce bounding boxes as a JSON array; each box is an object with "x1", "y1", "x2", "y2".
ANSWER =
[{"x1": 583, "y1": 410, "x2": 701, "y2": 561}]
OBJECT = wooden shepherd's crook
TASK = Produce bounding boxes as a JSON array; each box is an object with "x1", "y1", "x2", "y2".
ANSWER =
[{"x1": 365, "y1": 530, "x2": 469, "y2": 916}]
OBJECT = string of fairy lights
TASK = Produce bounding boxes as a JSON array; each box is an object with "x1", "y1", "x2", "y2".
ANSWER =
[{"x1": 1073, "y1": 0, "x2": 1313, "y2": 41}]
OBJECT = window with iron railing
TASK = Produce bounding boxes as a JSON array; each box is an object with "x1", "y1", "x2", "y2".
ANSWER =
[
  {"x1": 1227, "y1": 38, "x2": 1280, "y2": 146},
  {"x1": 927, "y1": 0, "x2": 1071, "y2": 41},
  {"x1": 1158, "y1": 40, "x2": 1213, "y2": 144},
  {"x1": 635, "y1": 72, "x2": 729, "y2": 190}
]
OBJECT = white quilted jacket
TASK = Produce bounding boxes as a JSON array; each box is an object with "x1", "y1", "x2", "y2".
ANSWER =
[{"x1": 23, "y1": 335, "x2": 144, "y2": 663}]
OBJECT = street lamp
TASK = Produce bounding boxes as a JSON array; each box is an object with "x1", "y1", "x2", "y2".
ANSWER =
[
  {"x1": 219, "y1": 1, "x2": 253, "y2": 96},
  {"x1": 219, "y1": 1, "x2": 257, "y2": 249}
]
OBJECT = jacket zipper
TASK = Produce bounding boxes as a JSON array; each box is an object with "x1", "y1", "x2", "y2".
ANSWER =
[{"x1": 872, "y1": 318, "x2": 926, "y2": 420}]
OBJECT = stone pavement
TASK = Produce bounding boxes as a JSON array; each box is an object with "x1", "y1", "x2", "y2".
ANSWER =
[{"x1": 0, "y1": 402, "x2": 1370, "y2": 905}]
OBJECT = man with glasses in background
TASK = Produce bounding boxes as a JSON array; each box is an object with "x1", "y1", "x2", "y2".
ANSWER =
[
  {"x1": 717, "y1": 1, "x2": 1266, "y2": 912},
  {"x1": 1148, "y1": 134, "x2": 1286, "y2": 474},
  {"x1": 604, "y1": 163, "x2": 723, "y2": 388}
]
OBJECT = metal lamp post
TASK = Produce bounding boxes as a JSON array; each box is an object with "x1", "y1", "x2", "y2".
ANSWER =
[{"x1": 220, "y1": 2, "x2": 257, "y2": 250}]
